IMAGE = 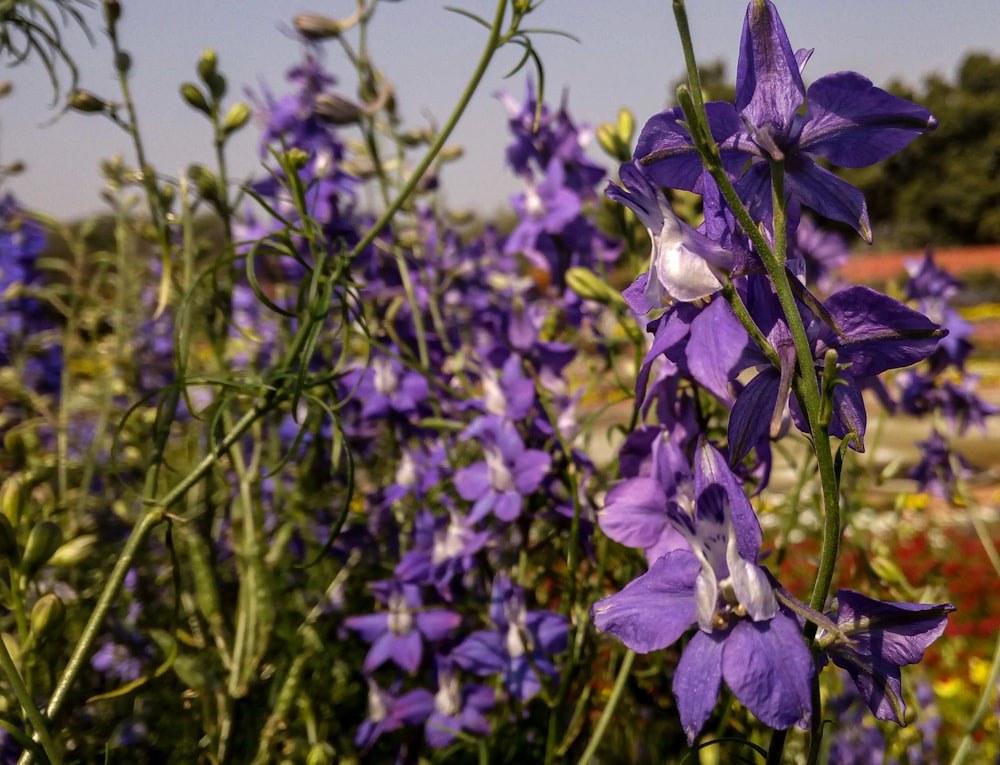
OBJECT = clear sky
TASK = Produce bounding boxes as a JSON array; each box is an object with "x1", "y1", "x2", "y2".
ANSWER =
[{"x1": 3, "y1": 0, "x2": 1000, "y2": 219}]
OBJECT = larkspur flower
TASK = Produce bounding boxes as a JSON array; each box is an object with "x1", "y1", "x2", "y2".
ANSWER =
[
  {"x1": 451, "y1": 574, "x2": 567, "y2": 702},
  {"x1": 607, "y1": 161, "x2": 732, "y2": 308},
  {"x1": 355, "y1": 679, "x2": 434, "y2": 750},
  {"x1": 819, "y1": 589, "x2": 954, "y2": 724},
  {"x1": 635, "y1": 0, "x2": 936, "y2": 240},
  {"x1": 424, "y1": 655, "x2": 495, "y2": 748},
  {"x1": 593, "y1": 441, "x2": 812, "y2": 742}
]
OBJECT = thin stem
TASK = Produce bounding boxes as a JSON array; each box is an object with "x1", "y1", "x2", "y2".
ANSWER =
[
  {"x1": 345, "y1": 0, "x2": 508, "y2": 266},
  {"x1": 575, "y1": 650, "x2": 635, "y2": 765},
  {"x1": 0, "y1": 632, "x2": 63, "y2": 765}
]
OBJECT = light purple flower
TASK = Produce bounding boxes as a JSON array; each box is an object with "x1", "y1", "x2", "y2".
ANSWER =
[
  {"x1": 593, "y1": 441, "x2": 812, "y2": 742},
  {"x1": 354, "y1": 679, "x2": 435, "y2": 750}
]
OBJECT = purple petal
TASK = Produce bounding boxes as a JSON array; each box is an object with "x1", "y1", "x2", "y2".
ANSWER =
[
  {"x1": 695, "y1": 441, "x2": 763, "y2": 562},
  {"x1": 673, "y1": 630, "x2": 724, "y2": 744},
  {"x1": 416, "y1": 609, "x2": 463, "y2": 641},
  {"x1": 721, "y1": 613, "x2": 813, "y2": 730},
  {"x1": 454, "y1": 463, "x2": 490, "y2": 501},
  {"x1": 728, "y1": 369, "x2": 781, "y2": 463},
  {"x1": 784, "y1": 155, "x2": 872, "y2": 241},
  {"x1": 451, "y1": 631, "x2": 506, "y2": 676},
  {"x1": 591, "y1": 550, "x2": 699, "y2": 653},
  {"x1": 526, "y1": 610, "x2": 569, "y2": 655},
  {"x1": 493, "y1": 490, "x2": 522, "y2": 522},
  {"x1": 513, "y1": 449, "x2": 551, "y2": 493},
  {"x1": 800, "y1": 71, "x2": 937, "y2": 168},
  {"x1": 687, "y1": 298, "x2": 748, "y2": 405},
  {"x1": 735, "y1": 0, "x2": 805, "y2": 147},
  {"x1": 598, "y1": 477, "x2": 669, "y2": 549},
  {"x1": 344, "y1": 613, "x2": 389, "y2": 643}
]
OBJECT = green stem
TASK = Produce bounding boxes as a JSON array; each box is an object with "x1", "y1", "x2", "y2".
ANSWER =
[
  {"x1": 344, "y1": 0, "x2": 508, "y2": 266},
  {"x1": 0, "y1": 630, "x2": 62, "y2": 765},
  {"x1": 575, "y1": 650, "x2": 635, "y2": 765}
]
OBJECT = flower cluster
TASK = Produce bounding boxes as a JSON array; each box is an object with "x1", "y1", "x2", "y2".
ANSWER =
[{"x1": 594, "y1": 0, "x2": 955, "y2": 744}]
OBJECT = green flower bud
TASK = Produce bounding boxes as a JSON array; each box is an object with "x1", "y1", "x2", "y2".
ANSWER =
[
  {"x1": 20, "y1": 521, "x2": 62, "y2": 580},
  {"x1": 439, "y1": 145, "x2": 464, "y2": 163},
  {"x1": 0, "y1": 513, "x2": 18, "y2": 565},
  {"x1": 115, "y1": 51, "x2": 132, "y2": 75},
  {"x1": 293, "y1": 13, "x2": 343, "y2": 40},
  {"x1": 565, "y1": 267, "x2": 623, "y2": 306},
  {"x1": 616, "y1": 108, "x2": 635, "y2": 144},
  {"x1": 313, "y1": 94, "x2": 363, "y2": 126},
  {"x1": 305, "y1": 743, "x2": 336, "y2": 765},
  {"x1": 180, "y1": 83, "x2": 210, "y2": 115},
  {"x1": 104, "y1": 0, "x2": 121, "y2": 25},
  {"x1": 187, "y1": 164, "x2": 220, "y2": 203},
  {"x1": 197, "y1": 49, "x2": 218, "y2": 83},
  {"x1": 0, "y1": 82, "x2": 12, "y2": 98},
  {"x1": 69, "y1": 90, "x2": 109, "y2": 114},
  {"x1": 48, "y1": 534, "x2": 97, "y2": 567},
  {"x1": 29, "y1": 593, "x2": 65, "y2": 642},
  {"x1": 222, "y1": 102, "x2": 251, "y2": 136},
  {"x1": 0, "y1": 477, "x2": 24, "y2": 526}
]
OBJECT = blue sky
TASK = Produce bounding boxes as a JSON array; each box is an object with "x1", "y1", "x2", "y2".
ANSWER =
[{"x1": 3, "y1": 0, "x2": 1000, "y2": 219}]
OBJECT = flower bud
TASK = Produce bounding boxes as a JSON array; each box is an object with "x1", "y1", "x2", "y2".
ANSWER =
[
  {"x1": 29, "y1": 593, "x2": 65, "y2": 642},
  {"x1": 187, "y1": 164, "x2": 219, "y2": 202},
  {"x1": 3, "y1": 161, "x2": 26, "y2": 177},
  {"x1": 180, "y1": 83, "x2": 210, "y2": 115},
  {"x1": 0, "y1": 476, "x2": 25, "y2": 526},
  {"x1": 0, "y1": 513, "x2": 18, "y2": 565},
  {"x1": 48, "y1": 534, "x2": 97, "y2": 567},
  {"x1": 222, "y1": 102, "x2": 251, "y2": 135},
  {"x1": 20, "y1": 521, "x2": 62, "y2": 580},
  {"x1": 305, "y1": 743, "x2": 336, "y2": 765},
  {"x1": 565, "y1": 267, "x2": 623, "y2": 305},
  {"x1": 313, "y1": 94, "x2": 363, "y2": 126},
  {"x1": 616, "y1": 108, "x2": 635, "y2": 144},
  {"x1": 104, "y1": 0, "x2": 121, "y2": 25},
  {"x1": 0, "y1": 81, "x2": 12, "y2": 98},
  {"x1": 293, "y1": 13, "x2": 343, "y2": 40},
  {"x1": 115, "y1": 50, "x2": 132, "y2": 75},
  {"x1": 438, "y1": 145, "x2": 464, "y2": 163},
  {"x1": 69, "y1": 90, "x2": 109, "y2": 114},
  {"x1": 196, "y1": 49, "x2": 217, "y2": 83}
]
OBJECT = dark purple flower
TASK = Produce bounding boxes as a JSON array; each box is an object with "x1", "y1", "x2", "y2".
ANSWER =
[
  {"x1": 635, "y1": 0, "x2": 936, "y2": 240},
  {"x1": 592, "y1": 441, "x2": 812, "y2": 741},
  {"x1": 394, "y1": 505, "x2": 490, "y2": 600},
  {"x1": 819, "y1": 589, "x2": 954, "y2": 724},
  {"x1": 907, "y1": 428, "x2": 972, "y2": 499}
]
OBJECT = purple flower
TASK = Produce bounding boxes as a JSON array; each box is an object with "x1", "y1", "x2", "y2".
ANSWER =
[
  {"x1": 354, "y1": 679, "x2": 435, "y2": 750},
  {"x1": 727, "y1": 279, "x2": 943, "y2": 457},
  {"x1": 607, "y1": 162, "x2": 733, "y2": 308},
  {"x1": 394, "y1": 505, "x2": 490, "y2": 600},
  {"x1": 344, "y1": 581, "x2": 461, "y2": 673},
  {"x1": 454, "y1": 416, "x2": 551, "y2": 523},
  {"x1": 635, "y1": 0, "x2": 936, "y2": 240},
  {"x1": 451, "y1": 574, "x2": 567, "y2": 702},
  {"x1": 592, "y1": 441, "x2": 812, "y2": 742},
  {"x1": 819, "y1": 589, "x2": 954, "y2": 724},
  {"x1": 907, "y1": 428, "x2": 972, "y2": 499},
  {"x1": 424, "y1": 656, "x2": 495, "y2": 748}
]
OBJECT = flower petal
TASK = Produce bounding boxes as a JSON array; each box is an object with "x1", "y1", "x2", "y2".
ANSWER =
[
  {"x1": 591, "y1": 550, "x2": 699, "y2": 653},
  {"x1": 721, "y1": 613, "x2": 813, "y2": 730},
  {"x1": 673, "y1": 630, "x2": 724, "y2": 744}
]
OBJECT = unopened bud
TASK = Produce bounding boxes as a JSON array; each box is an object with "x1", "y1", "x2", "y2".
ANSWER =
[
  {"x1": 438, "y1": 145, "x2": 464, "y2": 163},
  {"x1": 0, "y1": 477, "x2": 25, "y2": 526},
  {"x1": 0, "y1": 513, "x2": 17, "y2": 564},
  {"x1": 104, "y1": 0, "x2": 121, "y2": 25},
  {"x1": 20, "y1": 521, "x2": 62, "y2": 580},
  {"x1": 293, "y1": 13, "x2": 343, "y2": 40},
  {"x1": 180, "y1": 83, "x2": 210, "y2": 115},
  {"x1": 69, "y1": 90, "x2": 109, "y2": 114},
  {"x1": 616, "y1": 108, "x2": 635, "y2": 144},
  {"x1": 0, "y1": 81, "x2": 12, "y2": 98},
  {"x1": 196, "y1": 49, "x2": 217, "y2": 83},
  {"x1": 115, "y1": 51, "x2": 132, "y2": 75},
  {"x1": 222, "y1": 102, "x2": 251, "y2": 135},
  {"x1": 29, "y1": 593, "x2": 65, "y2": 642},
  {"x1": 314, "y1": 94, "x2": 363, "y2": 125},
  {"x1": 48, "y1": 534, "x2": 97, "y2": 567},
  {"x1": 187, "y1": 164, "x2": 219, "y2": 203},
  {"x1": 305, "y1": 743, "x2": 336, "y2": 765},
  {"x1": 2, "y1": 161, "x2": 25, "y2": 176},
  {"x1": 565, "y1": 267, "x2": 622, "y2": 305}
]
